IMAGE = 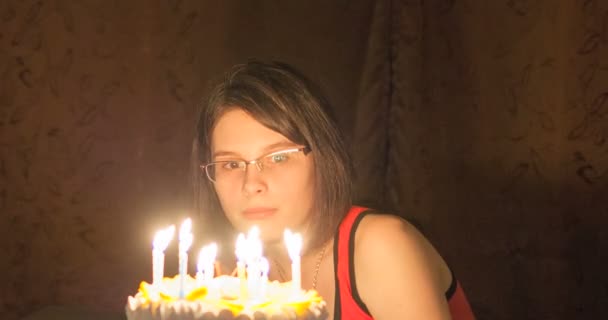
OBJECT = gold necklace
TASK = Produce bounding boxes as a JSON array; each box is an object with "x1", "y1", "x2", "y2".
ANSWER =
[
  {"x1": 311, "y1": 244, "x2": 328, "y2": 289},
  {"x1": 274, "y1": 243, "x2": 328, "y2": 289}
]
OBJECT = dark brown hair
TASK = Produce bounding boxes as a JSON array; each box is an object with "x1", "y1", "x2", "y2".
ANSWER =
[{"x1": 192, "y1": 61, "x2": 352, "y2": 254}]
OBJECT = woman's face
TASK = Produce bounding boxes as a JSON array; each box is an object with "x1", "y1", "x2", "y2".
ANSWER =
[{"x1": 210, "y1": 108, "x2": 316, "y2": 244}]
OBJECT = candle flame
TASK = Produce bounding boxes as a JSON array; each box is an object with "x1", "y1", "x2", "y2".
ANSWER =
[
  {"x1": 284, "y1": 229, "x2": 302, "y2": 260},
  {"x1": 179, "y1": 218, "x2": 193, "y2": 253},
  {"x1": 197, "y1": 243, "x2": 218, "y2": 272},
  {"x1": 235, "y1": 233, "x2": 247, "y2": 261},
  {"x1": 180, "y1": 218, "x2": 192, "y2": 235},
  {"x1": 153, "y1": 225, "x2": 175, "y2": 251},
  {"x1": 235, "y1": 226, "x2": 263, "y2": 263},
  {"x1": 248, "y1": 225, "x2": 260, "y2": 240},
  {"x1": 248, "y1": 226, "x2": 263, "y2": 262}
]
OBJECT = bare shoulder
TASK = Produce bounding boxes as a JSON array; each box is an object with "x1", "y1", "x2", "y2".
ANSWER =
[
  {"x1": 354, "y1": 213, "x2": 428, "y2": 255},
  {"x1": 355, "y1": 212, "x2": 415, "y2": 235},
  {"x1": 353, "y1": 213, "x2": 452, "y2": 319},
  {"x1": 354, "y1": 213, "x2": 451, "y2": 285}
]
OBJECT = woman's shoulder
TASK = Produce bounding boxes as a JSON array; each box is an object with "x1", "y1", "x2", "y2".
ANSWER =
[
  {"x1": 353, "y1": 211, "x2": 452, "y2": 293},
  {"x1": 352, "y1": 212, "x2": 454, "y2": 318},
  {"x1": 353, "y1": 211, "x2": 420, "y2": 246}
]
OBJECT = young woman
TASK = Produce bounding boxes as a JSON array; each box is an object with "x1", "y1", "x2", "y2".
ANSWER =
[{"x1": 193, "y1": 61, "x2": 475, "y2": 319}]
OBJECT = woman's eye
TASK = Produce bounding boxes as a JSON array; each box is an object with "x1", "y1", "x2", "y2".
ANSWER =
[
  {"x1": 270, "y1": 153, "x2": 289, "y2": 163},
  {"x1": 222, "y1": 162, "x2": 241, "y2": 170}
]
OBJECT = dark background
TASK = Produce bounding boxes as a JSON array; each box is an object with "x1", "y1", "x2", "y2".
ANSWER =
[{"x1": 1, "y1": 1, "x2": 607, "y2": 319}]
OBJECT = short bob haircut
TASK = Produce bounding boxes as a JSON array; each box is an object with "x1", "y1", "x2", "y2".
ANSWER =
[{"x1": 192, "y1": 60, "x2": 352, "y2": 255}]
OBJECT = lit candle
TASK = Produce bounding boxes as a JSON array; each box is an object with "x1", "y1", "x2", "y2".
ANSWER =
[
  {"x1": 235, "y1": 233, "x2": 248, "y2": 299},
  {"x1": 259, "y1": 257, "x2": 269, "y2": 299},
  {"x1": 152, "y1": 225, "x2": 175, "y2": 289},
  {"x1": 178, "y1": 218, "x2": 193, "y2": 299},
  {"x1": 246, "y1": 226, "x2": 263, "y2": 299},
  {"x1": 284, "y1": 229, "x2": 302, "y2": 293},
  {"x1": 196, "y1": 242, "x2": 218, "y2": 286},
  {"x1": 247, "y1": 226, "x2": 263, "y2": 263}
]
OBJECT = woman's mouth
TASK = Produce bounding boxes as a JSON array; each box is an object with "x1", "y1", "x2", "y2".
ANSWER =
[{"x1": 242, "y1": 207, "x2": 277, "y2": 219}]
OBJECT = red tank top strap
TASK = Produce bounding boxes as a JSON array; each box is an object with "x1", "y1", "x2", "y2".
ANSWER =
[
  {"x1": 445, "y1": 270, "x2": 476, "y2": 320},
  {"x1": 333, "y1": 206, "x2": 374, "y2": 320}
]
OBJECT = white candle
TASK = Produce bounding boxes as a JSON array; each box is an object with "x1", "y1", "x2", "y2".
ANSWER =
[
  {"x1": 178, "y1": 218, "x2": 193, "y2": 298},
  {"x1": 246, "y1": 259, "x2": 258, "y2": 299},
  {"x1": 246, "y1": 226, "x2": 264, "y2": 299},
  {"x1": 247, "y1": 226, "x2": 262, "y2": 257},
  {"x1": 259, "y1": 257, "x2": 269, "y2": 299},
  {"x1": 247, "y1": 227, "x2": 263, "y2": 264},
  {"x1": 152, "y1": 225, "x2": 175, "y2": 289},
  {"x1": 235, "y1": 233, "x2": 248, "y2": 299},
  {"x1": 197, "y1": 242, "x2": 218, "y2": 286},
  {"x1": 284, "y1": 229, "x2": 303, "y2": 293}
]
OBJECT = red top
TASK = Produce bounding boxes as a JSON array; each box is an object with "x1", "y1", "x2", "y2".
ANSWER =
[{"x1": 333, "y1": 206, "x2": 476, "y2": 319}]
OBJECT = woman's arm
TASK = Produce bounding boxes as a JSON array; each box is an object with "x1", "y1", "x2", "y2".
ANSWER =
[{"x1": 355, "y1": 214, "x2": 452, "y2": 320}]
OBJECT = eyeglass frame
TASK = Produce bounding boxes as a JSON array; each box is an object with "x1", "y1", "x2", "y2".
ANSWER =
[{"x1": 200, "y1": 146, "x2": 312, "y2": 183}]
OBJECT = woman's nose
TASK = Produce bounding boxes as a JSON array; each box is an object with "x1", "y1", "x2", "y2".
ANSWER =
[{"x1": 241, "y1": 162, "x2": 267, "y2": 196}]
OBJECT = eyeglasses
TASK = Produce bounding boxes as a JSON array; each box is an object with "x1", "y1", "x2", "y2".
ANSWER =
[{"x1": 201, "y1": 146, "x2": 311, "y2": 183}]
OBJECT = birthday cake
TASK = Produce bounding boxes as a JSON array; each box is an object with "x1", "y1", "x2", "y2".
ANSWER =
[
  {"x1": 125, "y1": 274, "x2": 328, "y2": 320},
  {"x1": 126, "y1": 222, "x2": 327, "y2": 320}
]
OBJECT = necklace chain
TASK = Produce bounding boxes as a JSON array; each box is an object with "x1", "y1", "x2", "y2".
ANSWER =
[
  {"x1": 274, "y1": 242, "x2": 328, "y2": 290},
  {"x1": 311, "y1": 244, "x2": 327, "y2": 289}
]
